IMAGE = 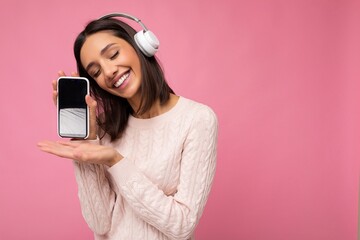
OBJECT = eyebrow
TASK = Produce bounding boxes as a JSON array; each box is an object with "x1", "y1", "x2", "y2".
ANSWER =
[{"x1": 85, "y1": 43, "x2": 117, "y2": 72}]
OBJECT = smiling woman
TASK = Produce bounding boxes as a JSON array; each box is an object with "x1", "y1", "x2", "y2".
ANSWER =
[
  {"x1": 37, "y1": 13, "x2": 218, "y2": 240},
  {"x1": 80, "y1": 33, "x2": 143, "y2": 100},
  {"x1": 73, "y1": 17, "x2": 176, "y2": 141}
]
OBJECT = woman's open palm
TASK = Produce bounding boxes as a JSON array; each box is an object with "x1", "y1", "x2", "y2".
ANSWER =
[{"x1": 37, "y1": 140, "x2": 123, "y2": 167}]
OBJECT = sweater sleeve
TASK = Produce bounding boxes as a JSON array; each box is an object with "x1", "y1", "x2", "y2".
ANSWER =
[
  {"x1": 108, "y1": 106, "x2": 218, "y2": 240},
  {"x1": 73, "y1": 158, "x2": 116, "y2": 235}
]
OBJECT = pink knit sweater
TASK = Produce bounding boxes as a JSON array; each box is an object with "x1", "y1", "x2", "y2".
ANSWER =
[{"x1": 73, "y1": 97, "x2": 218, "y2": 240}]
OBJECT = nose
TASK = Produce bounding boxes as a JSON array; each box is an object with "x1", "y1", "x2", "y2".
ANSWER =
[{"x1": 102, "y1": 62, "x2": 118, "y2": 83}]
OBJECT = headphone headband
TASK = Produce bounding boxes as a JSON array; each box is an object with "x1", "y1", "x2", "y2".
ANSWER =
[
  {"x1": 98, "y1": 12, "x2": 148, "y2": 31},
  {"x1": 97, "y1": 12, "x2": 159, "y2": 57}
]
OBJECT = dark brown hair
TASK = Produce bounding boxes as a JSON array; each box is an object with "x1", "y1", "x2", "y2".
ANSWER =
[{"x1": 74, "y1": 18, "x2": 174, "y2": 142}]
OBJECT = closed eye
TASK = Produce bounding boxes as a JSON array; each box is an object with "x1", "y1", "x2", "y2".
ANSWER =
[
  {"x1": 110, "y1": 51, "x2": 119, "y2": 60},
  {"x1": 91, "y1": 69, "x2": 101, "y2": 78}
]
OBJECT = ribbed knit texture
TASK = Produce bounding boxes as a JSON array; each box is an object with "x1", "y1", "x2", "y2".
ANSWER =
[{"x1": 73, "y1": 97, "x2": 218, "y2": 240}]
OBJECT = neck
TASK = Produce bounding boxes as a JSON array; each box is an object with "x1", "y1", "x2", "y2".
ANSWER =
[{"x1": 128, "y1": 94, "x2": 179, "y2": 119}]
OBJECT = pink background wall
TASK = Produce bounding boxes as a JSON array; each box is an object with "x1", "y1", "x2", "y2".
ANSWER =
[{"x1": 0, "y1": 0, "x2": 359, "y2": 239}]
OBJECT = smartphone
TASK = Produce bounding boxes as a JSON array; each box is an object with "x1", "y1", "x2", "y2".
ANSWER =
[{"x1": 57, "y1": 76, "x2": 89, "y2": 139}]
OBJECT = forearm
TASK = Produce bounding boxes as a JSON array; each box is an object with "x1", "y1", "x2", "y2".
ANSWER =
[{"x1": 108, "y1": 155, "x2": 216, "y2": 239}]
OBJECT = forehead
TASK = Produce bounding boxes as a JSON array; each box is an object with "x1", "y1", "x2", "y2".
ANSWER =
[{"x1": 80, "y1": 31, "x2": 126, "y2": 64}]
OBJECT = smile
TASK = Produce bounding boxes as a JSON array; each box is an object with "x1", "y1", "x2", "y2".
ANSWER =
[{"x1": 114, "y1": 72, "x2": 130, "y2": 88}]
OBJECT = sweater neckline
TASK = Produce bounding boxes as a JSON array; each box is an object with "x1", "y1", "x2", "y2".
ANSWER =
[{"x1": 127, "y1": 96, "x2": 186, "y2": 128}]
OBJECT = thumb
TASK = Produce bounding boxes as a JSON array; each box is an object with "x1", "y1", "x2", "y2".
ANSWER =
[{"x1": 85, "y1": 95, "x2": 98, "y2": 139}]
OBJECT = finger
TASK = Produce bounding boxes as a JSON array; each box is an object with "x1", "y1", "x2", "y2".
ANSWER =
[
  {"x1": 58, "y1": 140, "x2": 85, "y2": 147},
  {"x1": 52, "y1": 91, "x2": 58, "y2": 106},
  {"x1": 37, "y1": 140, "x2": 50, "y2": 148},
  {"x1": 58, "y1": 70, "x2": 66, "y2": 77},
  {"x1": 54, "y1": 72, "x2": 64, "y2": 106},
  {"x1": 52, "y1": 80, "x2": 58, "y2": 106},
  {"x1": 86, "y1": 95, "x2": 97, "y2": 110},
  {"x1": 86, "y1": 95, "x2": 98, "y2": 140},
  {"x1": 71, "y1": 72, "x2": 79, "y2": 77},
  {"x1": 39, "y1": 147, "x2": 74, "y2": 159},
  {"x1": 37, "y1": 141, "x2": 76, "y2": 159},
  {"x1": 38, "y1": 140, "x2": 72, "y2": 150},
  {"x1": 38, "y1": 140, "x2": 59, "y2": 148},
  {"x1": 52, "y1": 79, "x2": 57, "y2": 91}
]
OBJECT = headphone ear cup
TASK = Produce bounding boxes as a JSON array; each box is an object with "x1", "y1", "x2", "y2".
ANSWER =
[{"x1": 134, "y1": 30, "x2": 160, "y2": 57}]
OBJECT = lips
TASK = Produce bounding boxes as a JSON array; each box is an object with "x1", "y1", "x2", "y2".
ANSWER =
[{"x1": 113, "y1": 71, "x2": 130, "y2": 88}]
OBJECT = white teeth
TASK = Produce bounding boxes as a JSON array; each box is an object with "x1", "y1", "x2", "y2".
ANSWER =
[{"x1": 114, "y1": 72, "x2": 130, "y2": 87}]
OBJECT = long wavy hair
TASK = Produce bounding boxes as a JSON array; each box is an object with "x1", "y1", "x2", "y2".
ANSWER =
[{"x1": 73, "y1": 18, "x2": 174, "y2": 142}]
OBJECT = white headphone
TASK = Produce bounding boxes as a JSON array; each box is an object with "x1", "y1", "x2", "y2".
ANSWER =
[{"x1": 98, "y1": 12, "x2": 159, "y2": 57}]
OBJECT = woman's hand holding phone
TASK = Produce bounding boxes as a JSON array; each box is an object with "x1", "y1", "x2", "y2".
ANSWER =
[
  {"x1": 53, "y1": 71, "x2": 98, "y2": 140},
  {"x1": 38, "y1": 71, "x2": 123, "y2": 167}
]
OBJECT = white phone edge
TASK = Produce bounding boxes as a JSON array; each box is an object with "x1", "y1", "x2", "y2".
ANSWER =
[{"x1": 56, "y1": 76, "x2": 90, "y2": 139}]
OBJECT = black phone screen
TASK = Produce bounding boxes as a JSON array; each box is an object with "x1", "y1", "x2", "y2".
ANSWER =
[{"x1": 57, "y1": 77, "x2": 89, "y2": 138}]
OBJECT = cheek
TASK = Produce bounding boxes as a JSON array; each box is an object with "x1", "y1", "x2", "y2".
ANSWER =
[
  {"x1": 94, "y1": 77, "x2": 107, "y2": 90},
  {"x1": 132, "y1": 57, "x2": 142, "y2": 77}
]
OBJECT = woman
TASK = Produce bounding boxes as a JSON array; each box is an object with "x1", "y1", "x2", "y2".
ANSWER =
[{"x1": 38, "y1": 13, "x2": 218, "y2": 240}]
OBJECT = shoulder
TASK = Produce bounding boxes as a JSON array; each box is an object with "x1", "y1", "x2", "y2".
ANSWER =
[
  {"x1": 179, "y1": 97, "x2": 218, "y2": 148},
  {"x1": 179, "y1": 97, "x2": 218, "y2": 128}
]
